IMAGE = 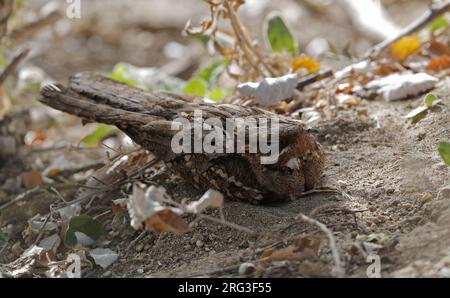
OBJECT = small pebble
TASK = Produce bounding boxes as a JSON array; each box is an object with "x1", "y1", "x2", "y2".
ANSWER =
[
  {"x1": 196, "y1": 240, "x2": 204, "y2": 248},
  {"x1": 438, "y1": 185, "x2": 450, "y2": 200},
  {"x1": 238, "y1": 263, "x2": 256, "y2": 276},
  {"x1": 135, "y1": 243, "x2": 144, "y2": 252},
  {"x1": 407, "y1": 216, "x2": 422, "y2": 225},
  {"x1": 137, "y1": 268, "x2": 145, "y2": 275}
]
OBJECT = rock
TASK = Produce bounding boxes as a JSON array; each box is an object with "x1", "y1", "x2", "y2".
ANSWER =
[
  {"x1": 89, "y1": 248, "x2": 119, "y2": 269},
  {"x1": 195, "y1": 240, "x2": 204, "y2": 248},
  {"x1": 135, "y1": 243, "x2": 144, "y2": 252},
  {"x1": 239, "y1": 263, "x2": 256, "y2": 276},
  {"x1": 438, "y1": 185, "x2": 450, "y2": 200},
  {"x1": 407, "y1": 216, "x2": 422, "y2": 225}
]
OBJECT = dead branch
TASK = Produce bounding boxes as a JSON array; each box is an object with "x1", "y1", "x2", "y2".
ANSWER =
[
  {"x1": 8, "y1": 10, "x2": 62, "y2": 43},
  {"x1": 0, "y1": 48, "x2": 29, "y2": 85},
  {"x1": 296, "y1": 213, "x2": 345, "y2": 278},
  {"x1": 0, "y1": 0, "x2": 13, "y2": 39}
]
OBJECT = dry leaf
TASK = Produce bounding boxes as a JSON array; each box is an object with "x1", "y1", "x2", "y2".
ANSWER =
[
  {"x1": 128, "y1": 184, "x2": 186, "y2": 234},
  {"x1": 145, "y1": 209, "x2": 188, "y2": 235},
  {"x1": 365, "y1": 72, "x2": 438, "y2": 101},
  {"x1": 389, "y1": 35, "x2": 420, "y2": 62},
  {"x1": 237, "y1": 73, "x2": 298, "y2": 106},
  {"x1": 21, "y1": 171, "x2": 44, "y2": 189},
  {"x1": 426, "y1": 55, "x2": 450, "y2": 72},
  {"x1": 111, "y1": 202, "x2": 127, "y2": 215},
  {"x1": 428, "y1": 40, "x2": 450, "y2": 56},
  {"x1": 24, "y1": 131, "x2": 47, "y2": 147},
  {"x1": 264, "y1": 245, "x2": 298, "y2": 261},
  {"x1": 186, "y1": 189, "x2": 224, "y2": 214},
  {"x1": 336, "y1": 94, "x2": 360, "y2": 107},
  {"x1": 373, "y1": 64, "x2": 399, "y2": 77},
  {"x1": 296, "y1": 237, "x2": 321, "y2": 254},
  {"x1": 292, "y1": 55, "x2": 320, "y2": 73}
]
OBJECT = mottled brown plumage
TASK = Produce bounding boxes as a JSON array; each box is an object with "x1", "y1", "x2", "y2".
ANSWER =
[{"x1": 39, "y1": 72, "x2": 325, "y2": 204}]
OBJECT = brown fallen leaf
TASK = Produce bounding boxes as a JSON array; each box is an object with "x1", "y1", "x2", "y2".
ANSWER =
[
  {"x1": 428, "y1": 40, "x2": 450, "y2": 56},
  {"x1": 21, "y1": 171, "x2": 43, "y2": 189},
  {"x1": 373, "y1": 64, "x2": 399, "y2": 77},
  {"x1": 111, "y1": 202, "x2": 127, "y2": 215},
  {"x1": 145, "y1": 209, "x2": 188, "y2": 235},
  {"x1": 426, "y1": 55, "x2": 450, "y2": 72},
  {"x1": 263, "y1": 245, "x2": 298, "y2": 261}
]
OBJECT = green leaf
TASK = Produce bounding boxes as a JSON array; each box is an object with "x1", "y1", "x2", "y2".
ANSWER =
[
  {"x1": 64, "y1": 215, "x2": 103, "y2": 247},
  {"x1": 82, "y1": 124, "x2": 118, "y2": 146},
  {"x1": 327, "y1": 41, "x2": 338, "y2": 56},
  {"x1": 439, "y1": 142, "x2": 450, "y2": 167},
  {"x1": 265, "y1": 14, "x2": 298, "y2": 57},
  {"x1": 429, "y1": 16, "x2": 448, "y2": 33},
  {"x1": 109, "y1": 63, "x2": 137, "y2": 87},
  {"x1": 405, "y1": 106, "x2": 429, "y2": 124},
  {"x1": 183, "y1": 79, "x2": 208, "y2": 97},
  {"x1": 424, "y1": 93, "x2": 438, "y2": 107},
  {"x1": 207, "y1": 88, "x2": 228, "y2": 102},
  {"x1": 195, "y1": 59, "x2": 228, "y2": 84}
]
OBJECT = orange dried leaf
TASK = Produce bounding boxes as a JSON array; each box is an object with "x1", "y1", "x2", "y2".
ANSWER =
[
  {"x1": 111, "y1": 203, "x2": 127, "y2": 215},
  {"x1": 264, "y1": 245, "x2": 298, "y2": 261},
  {"x1": 145, "y1": 209, "x2": 188, "y2": 235},
  {"x1": 428, "y1": 40, "x2": 450, "y2": 56},
  {"x1": 261, "y1": 249, "x2": 273, "y2": 259},
  {"x1": 292, "y1": 55, "x2": 320, "y2": 73},
  {"x1": 389, "y1": 35, "x2": 421, "y2": 62},
  {"x1": 21, "y1": 170, "x2": 43, "y2": 189},
  {"x1": 426, "y1": 55, "x2": 450, "y2": 72},
  {"x1": 373, "y1": 64, "x2": 398, "y2": 77}
]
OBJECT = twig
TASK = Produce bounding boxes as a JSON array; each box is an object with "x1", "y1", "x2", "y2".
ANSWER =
[
  {"x1": 50, "y1": 160, "x2": 106, "y2": 179},
  {"x1": 126, "y1": 230, "x2": 148, "y2": 251},
  {"x1": 297, "y1": 186, "x2": 341, "y2": 198},
  {"x1": 366, "y1": 0, "x2": 450, "y2": 58},
  {"x1": 0, "y1": 187, "x2": 43, "y2": 212},
  {"x1": 159, "y1": 190, "x2": 257, "y2": 235},
  {"x1": 0, "y1": 236, "x2": 10, "y2": 260},
  {"x1": 32, "y1": 214, "x2": 51, "y2": 245},
  {"x1": 296, "y1": 69, "x2": 333, "y2": 90},
  {"x1": 296, "y1": 213, "x2": 345, "y2": 278},
  {"x1": 8, "y1": 11, "x2": 62, "y2": 43},
  {"x1": 0, "y1": 0, "x2": 13, "y2": 39},
  {"x1": 188, "y1": 265, "x2": 240, "y2": 277},
  {"x1": 0, "y1": 48, "x2": 29, "y2": 85},
  {"x1": 197, "y1": 213, "x2": 257, "y2": 235},
  {"x1": 50, "y1": 186, "x2": 68, "y2": 203},
  {"x1": 223, "y1": 0, "x2": 263, "y2": 76}
]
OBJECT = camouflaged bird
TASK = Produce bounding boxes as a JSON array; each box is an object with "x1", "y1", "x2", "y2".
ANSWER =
[{"x1": 39, "y1": 72, "x2": 325, "y2": 204}]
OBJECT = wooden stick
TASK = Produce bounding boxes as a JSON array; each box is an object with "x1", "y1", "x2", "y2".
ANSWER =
[
  {"x1": 296, "y1": 213, "x2": 345, "y2": 278},
  {"x1": 0, "y1": 0, "x2": 13, "y2": 39},
  {"x1": 0, "y1": 48, "x2": 29, "y2": 85}
]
